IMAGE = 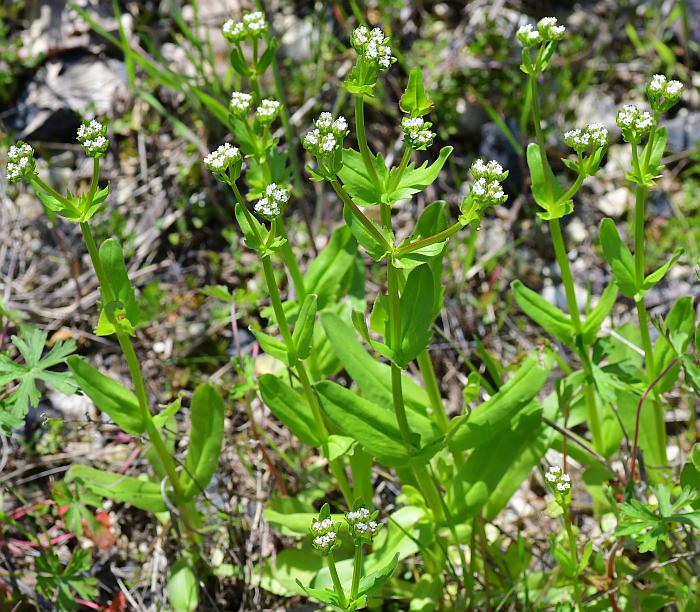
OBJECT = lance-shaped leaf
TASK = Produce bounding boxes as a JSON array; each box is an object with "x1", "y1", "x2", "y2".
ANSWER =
[
  {"x1": 599, "y1": 218, "x2": 637, "y2": 298},
  {"x1": 181, "y1": 384, "x2": 224, "y2": 499},
  {"x1": 293, "y1": 294, "x2": 318, "y2": 360},
  {"x1": 643, "y1": 248, "x2": 684, "y2": 290},
  {"x1": 512, "y1": 280, "x2": 574, "y2": 347},
  {"x1": 250, "y1": 327, "x2": 289, "y2": 364},
  {"x1": 259, "y1": 374, "x2": 322, "y2": 447},
  {"x1": 342, "y1": 203, "x2": 391, "y2": 261},
  {"x1": 449, "y1": 348, "x2": 553, "y2": 452},
  {"x1": 67, "y1": 355, "x2": 145, "y2": 434},
  {"x1": 526, "y1": 143, "x2": 571, "y2": 219},
  {"x1": 385, "y1": 147, "x2": 453, "y2": 204},
  {"x1": 338, "y1": 148, "x2": 386, "y2": 206},
  {"x1": 97, "y1": 239, "x2": 140, "y2": 334},
  {"x1": 304, "y1": 227, "x2": 358, "y2": 308},
  {"x1": 66, "y1": 465, "x2": 166, "y2": 513},
  {"x1": 581, "y1": 282, "x2": 619, "y2": 345},
  {"x1": 397, "y1": 264, "x2": 435, "y2": 366}
]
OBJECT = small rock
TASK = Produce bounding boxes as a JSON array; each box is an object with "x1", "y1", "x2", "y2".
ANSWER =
[
  {"x1": 660, "y1": 109, "x2": 700, "y2": 153},
  {"x1": 575, "y1": 90, "x2": 620, "y2": 137},
  {"x1": 566, "y1": 217, "x2": 587, "y2": 244},
  {"x1": 597, "y1": 187, "x2": 630, "y2": 217}
]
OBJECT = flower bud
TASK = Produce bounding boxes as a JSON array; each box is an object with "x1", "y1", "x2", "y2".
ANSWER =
[
  {"x1": 351, "y1": 26, "x2": 394, "y2": 70},
  {"x1": 564, "y1": 123, "x2": 608, "y2": 154},
  {"x1": 203, "y1": 142, "x2": 241, "y2": 176},
  {"x1": 77, "y1": 119, "x2": 109, "y2": 158},
  {"x1": 229, "y1": 91, "x2": 254, "y2": 117},
  {"x1": 401, "y1": 117, "x2": 436, "y2": 150},
  {"x1": 6, "y1": 141, "x2": 36, "y2": 184},
  {"x1": 516, "y1": 23, "x2": 542, "y2": 47},
  {"x1": 255, "y1": 99, "x2": 281, "y2": 126},
  {"x1": 537, "y1": 17, "x2": 566, "y2": 41},
  {"x1": 646, "y1": 74, "x2": 683, "y2": 112},
  {"x1": 616, "y1": 104, "x2": 653, "y2": 143},
  {"x1": 254, "y1": 183, "x2": 289, "y2": 219}
]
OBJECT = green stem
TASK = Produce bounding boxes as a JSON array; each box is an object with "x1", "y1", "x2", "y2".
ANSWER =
[
  {"x1": 330, "y1": 178, "x2": 391, "y2": 253},
  {"x1": 354, "y1": 95, "x2": 382, "y2": 189},
  {"x1": 261, "y1": 255, "x2": 297, "y2": 362},
  {"x1": 563, "y1": 518, "x2": 584, "y2": 610},
  {"x1": 548, "y1": 219, "x2": 582, "y2": 330},
  {"x1": 32, "y1": 176, "x2": 79, "y2": 213},
  {"x1": 328, "y1": 552, "x2": 347, "y2": 607},
  {"x1": 87, "y1": 158, "x2": 100, "y2": 204},
  {"x1": 351, "y1": 543, "x2": 362, "y2": 600},
  {"x1": 278, "y1": 231, "x2": 306, "y2": 301},
  {"x1": 416, "y1": 351, "x2": 449, "y2": 433},
  {"x1": 633, "y1": 186, "x2": 655, "y2": 377},
  {"x1": 398, "y1": 221, "x2": 463, "y2": 256},
  {"x1": 529, "y1": 73, "x2": 553, "y2": 201}
]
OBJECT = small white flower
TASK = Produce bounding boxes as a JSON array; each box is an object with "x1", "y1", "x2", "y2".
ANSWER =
[
  {"x1": 230, "y1": 91, "x2": 253, "y2": 116},
  {"x1": 545, "y1": 465, "x2": 572, "y2": 497},
  {"x1": 255, "y1": 183, "x2": 289, "y2": 219},
  {"x1": 222, "y1": 19, "x2": 246, "y2": 42},
  {"x1": 557, "y1": 482, "x2": 571, "y2": 492},
  {"x1": 648, "y1": 74, "x2": 666, "y2": 93},
  {"x1": 242, "y1": 11, "x2": 267, "y2": 36},
  {"x1": 401, "y1": 116, "x2": 435, "y2": 150},
  {"x1": 6, "y1": 141, "x2": 36, "y2": 183},
  {"x1": 303, "y1": 112, "x2": 348, "y2": 158},
  {"x1": 516, "y1": 24, "x2": 541, "y2": 47},
  {"x1": 647, "y1": 74, "x2": 683, "y2": 111},
  {"x1": 255, "y1": 99, "x2": 281, "y2": 125},
  {"x1": 616, "y1": 104, "x2": 654, "y2": 142},
  {"x1": 351, "y1": 25, "x2": 394, "y2": 70},
  {"x1": 203, "y1": 142, "x2": 241, "y2": 174},
  {"x1": 564, "y1": 123, "x2": 608, "y2": 153},
  {"x1": 77, "y1": 119, "x2": 109, "y2": 158},
  {"x1": 537, "y1": 16, "x2": 566, "y2": 40}
]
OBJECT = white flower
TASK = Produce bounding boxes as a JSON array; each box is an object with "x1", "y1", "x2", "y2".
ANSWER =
[
  {"x1": 230, "y1": 91, "x2": 253, "y2": 116},
  {"x1": 242, "y1": 11, "x2": 267, "y2": 36},
  {"x1": 516, "y1": 24, "x2": 542, "y2": 47},
  {"x1": 564, "y1": 123, "x2": 608, "y2": 153},
  {"x1": 303, "y1": 112, "x2": 349, "y2": 158},
  {"x1": 616, "y1": 104, "x2": 654, "y2": 142},
  {"x1": 222, "y1": 19, "x2": 246, "y2": 42},
  {"x1": 537, "y1": 16, "x2": 566, "y2": 40},
  {"x1": 470, "y1": 159, "x2": 507, "y2": 181},
  {"x1": 77, "y1": 119, "x2": 109, "y2": 158},
  {"x1": 468, "y1": 159, "x2": 508, "y2": 208},
  {"x1": 546, "y1": 465, "x2": 572, "y2": 496},
  {"x1": 648, "y1": 74, "x2": 666, "y2": 94},
  {"x1": 351, "y1": 25, "x2": 394, "y2": 70},
  {"x1": 255, "y1": 99, "x2": 281, "y2": 125},
  {"x1": 346, "y1": 507, "x2": 380, "y2": 540},
  {"x1": 6, "y1": 141, "x2": 36, "y2": 183},
  {"x1": 254, "y1": 183, "x2": 289, "y2": 219},
  {"x1": 401, "y1": 116, "x2": 436, "y2": 150},
  {"x1": 347, "y1": 508, "x2": 370, "y2": 522},
  {"x1": 557, "y1": 481, "x2": 571, "y2": 492},
  {"x1": 203, "y1": 142, "x2": 241, "y2": 174},
  {"x1": 647, "y1": 74, "x2": 683, "y2": 111}
]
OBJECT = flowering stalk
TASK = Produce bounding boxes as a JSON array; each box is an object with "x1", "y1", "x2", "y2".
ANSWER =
[{"x1": 520, "y1": 18, "x2": 605, "y2": 453}]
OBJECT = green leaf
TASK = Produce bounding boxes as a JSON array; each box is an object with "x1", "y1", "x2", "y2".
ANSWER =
[
  {"x1": 250, "y1": 327, "x2": 289, "y2": 364},
  {"x1": 511, "y1": 280, "x2": 574, "y2": 346},
  {"x1": 581, "y1": 282, "x2": 619, "y2": 345},
  {"x1": 526, "y1": 143, "x2": 571, "y2": 219},
  {"x1": 342, "y1": 203, "x2": 390, "y2": 261},
  {"x1": 397, "y1": 264, "x2": 435, "y2": 366},
  {"x1": 153, "y1": 395, "x2": 183, "y2": 429},
  {"x1": 338, "y1": 148, "x2": 385, "y2": 206},
  {"x1": 181, "y1": 384, "x2": 224, "y2": 499},
  {"x1": 98, "y1": 239, "x2": 139, "y2": 329},
  {"x1": 396, "y1": 200, "x2": 450, "y2": 271},
  {"x1": 357, "y1": 552, "x2": 399, "y2": 597},
  {"x1": 0, "y1": 327, "x2": 76, "y2": 433},
  {"x1": 449, "y1": 349, "x2": 554, "y2": 451},
  {"x1": 400, "y1": 68, "x2": 433, "y2": 117},
  {"x1": 316, "y1": 381, "x2": 412, "y2": 466},
  {"x1": 66, "y1": 465, "x2": 166, "y2": 512},
  {"x1": 304, "y1": 226, "x2": 358, "y2": 308},
  {"x1": 168, "y1": 559, "x2": 199, "y2": 612},
  {"x1": 327, "y1": 434, "x2": 356, "y2": 461},
  {"x1": 293, "y1": 294, "x2": 318, "y2": 360},
  {"x1": 385, "y1": 147, "x2": 453, "y2": 204},
  {"x1": 259, "y1": 374, "x2": 322, "y2": 446},
  {"x1": 320, "y1": 311, "x2": 431, "y2": 415},
  {"x1": 600, "y1": 218, "x2": 637, "y2": 298},
  {"x1": 643, "y1": 247, "x2": 684, "y2": 290},
  {"x1": 652, "y1": 296, "x2": 695, "y2": 393},
  {"x1": 67, "y1": 356, "x2": 145, "y2": 434}
]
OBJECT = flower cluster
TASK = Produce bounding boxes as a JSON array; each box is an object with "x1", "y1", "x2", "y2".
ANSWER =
[
  {"x1": 77, "y1": 120, "x2": 109, "y2": 158},
  {"x1": 401, "y1": 117, "x2": 436, "y2": 150},
  {"x1": 255, "y1": 99, "x2": 281, "y2": 126},
  {"x1": 229, "y1": 91, "x2": 254, "y2": 118},
  {"x1": 469, "y1": 159, "x2": 508, "y2": 207},
  {"x1": 516, "y1": 17, "x2": 565, "y2": 47},
  {"x1": 203, "y1": 143, "x2": 241, "y2": 176},
  {"x1": 616, "y1": 104, "x2": 654, "y2": 143},
  {"x1": 254, "y1": 183, "x2": 289, "y2": 219},
  {"x1": 346, "y1": 506, "x2": 380, "y2": 541},
  {"x1": 545, "y1": 465, "x2": 572, "y2": 501},
  {"x1": 564, "y1": 123, "x2": 608, "y2": 154},
  {"x1": 646, "y1": 74, "x2": 683, "y2": 113},
  {"x1": 222, "y1": 11, "x2": 267, "y2": 43},
  {"x1": 350, "y1": 26, "x2": 394, "y2": 70},
  {"x1": 310, "y1": 516, "x2": 339, "y2": 555},
  {"x1": 303, "y1": 112, "x2": 348, "y2": 158},
  {"x1": 6, "y1": 141, "x2": 36, "y2": 184}
]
